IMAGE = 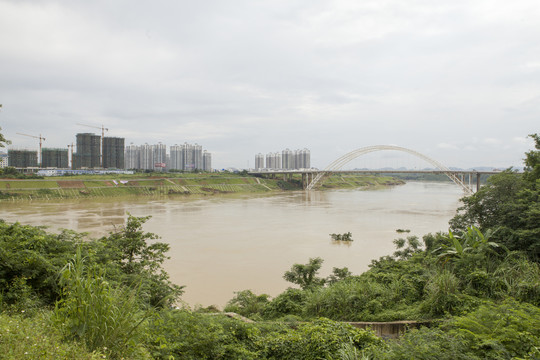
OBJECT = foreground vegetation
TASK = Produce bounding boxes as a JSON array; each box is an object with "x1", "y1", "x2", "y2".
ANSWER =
[{"x1": 1, "y1": 135, "x2": 539, "y2": 359}]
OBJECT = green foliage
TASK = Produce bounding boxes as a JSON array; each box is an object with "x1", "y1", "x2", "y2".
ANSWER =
[
  {"x1": 259, "y1": 317, "x2": 382, "y2": 360},
  {"x1": 263, "y1": 288, "x2": 308, "y2": 319},
  {"x1": 392, "y1": 235, "x2": 423, "y2": 260},
  {"x1": 380, "y1": 300, "x2": 540, "y2": 359},
  {"x1": 372, "y1": 326, "x2": 478, "y2": 360},
  {"x1": 326, "y1": 267, "x2": 353, "y2": 285},
  {"x1": 523, "y1": 133, "x2": 540, "y2": 183},
  {"x1": 450, "y1": 135, "x2": 540, "y2": 261},
  {"x1": 224, "y1": 289, "x2": 270, "y2": 319},
  {"x1": 493, "y1": 253, "x2": 540, "y2": 305},
  {"x1": 145, "y1": 310, "x2": 260, "y2": 359},
  {"x1": 0, "y1": 126, "x2": 10, "y2": 148},
  {"x1": 0, "y1": 311, "x2": 102, "y2": 360},
  {"x1": 421, "y1": 270, "x2": 463, "y2": 317},
  {"x1": 446, "y1": 300, "x2": 540, "y2": 359},
  {"x1": 97, "y1": 214, "x2": 183, "y2": 307},
  {"x1": 331, "y1": 232, "x2": 353, "y2": 241},
  {"x1": 283, "y1": 257, "x2": 326, "y2": 290},
  {"x1": 0, "y1": 220, "x2": 82, "y2": 307},
  {"x1": 54, "y1": 248, "x2": 150, "y2": 359}
]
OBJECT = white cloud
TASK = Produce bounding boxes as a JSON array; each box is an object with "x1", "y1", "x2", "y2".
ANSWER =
[
  {"x1": 437, "y1": 143, "x2": 459, "y2": 150},
  {"x1": 1, "y1": 0, "x2": 539, "y2": 169},
  {"x1": 483, "y1": 138, "x2": 501, "y2": 145}
]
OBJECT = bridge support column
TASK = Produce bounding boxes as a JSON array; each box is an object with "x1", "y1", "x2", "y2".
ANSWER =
[
  {"x1": 302, "y1": 173, "x2": 307, "y2": 189},
  {"x1": 476, "y1": 173, "x2": 481, "y2": 193}
]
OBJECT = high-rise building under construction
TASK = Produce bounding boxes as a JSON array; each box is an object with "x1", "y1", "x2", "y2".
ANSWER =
[
  {"x1": 74, "y1": 133, "x2": 101, "y2": 169},
  {"x1": 41, "y1": 148, "x2": 69, "y2": 168},
  {"x1": 8, "y1": 149, "x2": 38, "y2": 168},
  {"x1": 102, "y1": 137, "x2": 125, "y2": 169}
]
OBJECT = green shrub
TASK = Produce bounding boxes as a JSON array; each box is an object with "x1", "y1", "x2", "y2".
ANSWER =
[
  {"x1": 0, "y1": 311, "x2": 102, "y2": 360},
  {"x1": 145, "y1": 310, "x2": 260, "y2": 359},
  {"x1": 263, "y1": 288, "x2": 307, "y2": 319},
  {"x1": 54, "y1": 248, "x2": 150, "y2": 359},
  {"x1": 447, "y1": 300, "x2": 540, "y2": 359},
  {"x1": 223, "y1": 289, "x2": 270, "y2": 319},
  {"x1": 259, "y1": 317, "x2": 382, "y2": 360}
]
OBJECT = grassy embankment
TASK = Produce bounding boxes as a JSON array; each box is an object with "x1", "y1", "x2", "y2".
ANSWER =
[{"x1": 0, "y1": 173, "x2": 403, "y2": 201}]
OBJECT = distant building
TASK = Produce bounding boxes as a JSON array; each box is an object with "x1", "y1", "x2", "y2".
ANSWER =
[
  {"x1": 8, "y1": 149, "x2": 38, "y2": 168},
  {"x1": 169, "y1": 144, "x2": 184, "y2": 170},
  {"x1": 74, "y1": 133, "x2": 101, "y2": 169},
  {"x1": 102, "y1": 137, "x2": 125, "y2": 169},
  {"x1": 125, "y1": 142, "x2": 211, "y2": 172},
  {"x1": 139, "y1": 143, "x2": 154, "y2": 170},
  {"x1": 152, "y1": 143, "x2": 167, "y2": 171},
  {"x1": 255, "y1": 153, "x2": 264, "y2": 170},
  {"x1": 124, "y1": 144, "x2": 140, "y2": 169},
  {"x1": 41, "y1": 148, "x2": 69, "y2": 168},
  {"x1": 282, "y1": 149, "x2": 294, "y2": 169},
  {"x1": 0, "y1": 153, "x2": 8, "y2": 168},
  {"x1": 203, "y1": 150, "x2": 212, "y2": 172},
  {"x1": 257, "y1": 148, "x2": 310, "y2": 170},
  {"x1": 295, "y1": 149, "x2": 310, "y2": 169},
  {"x1": 265, "y1": 152, "x2": 281, "y2": 169}
]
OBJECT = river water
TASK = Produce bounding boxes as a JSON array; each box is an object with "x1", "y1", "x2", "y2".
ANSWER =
[{"x1": 0, "y1": 181, "x2": 463, "y2": 307}]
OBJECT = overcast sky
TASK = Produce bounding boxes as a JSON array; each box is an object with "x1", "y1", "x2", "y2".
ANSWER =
[{"x1": 0, "y1": 0, "x2": 539, "y2": 169}]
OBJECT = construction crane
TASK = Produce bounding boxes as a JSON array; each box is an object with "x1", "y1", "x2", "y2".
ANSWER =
[
  {"x1": 76, "y1": 123, "x2": 108, "y2": 167},
  {"x1": 16, "y1": 132, "x2": 46, "y2": 166},
  {"x1": 76, "y1": 123, "x2": 108, "y2": 139}
]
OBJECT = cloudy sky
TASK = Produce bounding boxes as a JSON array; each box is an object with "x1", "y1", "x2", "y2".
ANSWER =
[{"x1": 0, "y1": 0, "x2": 539, "y2": 169}]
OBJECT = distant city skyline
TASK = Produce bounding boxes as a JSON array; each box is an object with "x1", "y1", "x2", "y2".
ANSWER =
[{"x1": 1, "y1": 1, "x2": 539, "y2": 169}]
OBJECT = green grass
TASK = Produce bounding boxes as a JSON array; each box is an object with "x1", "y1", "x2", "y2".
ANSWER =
[
  {"x1": 0, "y1": 312, "x2": 102, "y2": 359},
  {"x1": 0, "y1": 174, "x2": 403, "y2": 201},
  {"x1": 0, "y1": 181, "x2": 58, "y2": 189}
]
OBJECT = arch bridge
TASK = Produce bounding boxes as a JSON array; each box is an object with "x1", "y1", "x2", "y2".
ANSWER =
[{"x1": 250, "y1": 145, "x2": 502, "y2": 195}]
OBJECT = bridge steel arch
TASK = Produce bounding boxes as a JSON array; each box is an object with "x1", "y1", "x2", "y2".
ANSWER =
[{"x1": 306, "y1": 145, "x2": 474, "y2": 195}]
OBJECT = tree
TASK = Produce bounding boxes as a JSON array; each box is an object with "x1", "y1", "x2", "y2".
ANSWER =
[
  {"x1": 0, "y1": 126, "x2": 10, "y2": 148},
  {"x1": 283, "y1": 257, "x2": 325, "y2": 290},
  {"x1": 450, "y1": 135, "x2": 540, "y2": 261},
  {"x1": 223, "y1": 289, "x2": 270, "y2": 318},
  {"x1": 99, "y1": 214, "x2": 183, "y2": 306},
  {"x1": 523, "y1": 133, "x2": 540, "y2": 184}
]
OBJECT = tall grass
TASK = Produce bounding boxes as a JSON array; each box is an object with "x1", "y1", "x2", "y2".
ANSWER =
[{"x1": 54, "y1": 248, "x2": 150, "y2": 359}]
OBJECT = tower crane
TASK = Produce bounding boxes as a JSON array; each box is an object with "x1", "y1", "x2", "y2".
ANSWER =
[
  {"x1": 76, "y1": 123, "x2": 108, "y2": 139},
  {"x1": 16, "y1": 132, "x2": 46, "y2": 166},
  {"x1": 76, "y1": 123, "x2": 108, "y2": 167}
]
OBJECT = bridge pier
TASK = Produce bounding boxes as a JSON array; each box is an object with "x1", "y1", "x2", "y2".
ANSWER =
[
  {"x1": 302, "y1": 173, "x2": 314, "y2": 190},
  {"x1": 476, "y1": 172, "x2": 481, "y2": 192}
]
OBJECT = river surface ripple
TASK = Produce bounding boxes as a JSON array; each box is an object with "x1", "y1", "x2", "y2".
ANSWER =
[{"x1": 0, "y1": 181, "x2": 463, "y2": 307}]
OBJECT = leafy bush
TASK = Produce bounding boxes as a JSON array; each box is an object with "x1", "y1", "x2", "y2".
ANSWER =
[
  {"x1": 446, "y1": 300, "x2": 540, "y2": 359},
  {"x1": 145, "y1": 310, "x2": 260, "y2": 359},
  {"x1": 259, "y1": 317, "x2": 382, "y2": 360},
  {"x1": 0, "y1": 220, "x2": 82, "y2": 307},
  {"x1": 263, "y1": 288, "x2": 308, "y2": 319},
  {"x1": 223, "y1": 289, "x2": 270, "y2": 319}
]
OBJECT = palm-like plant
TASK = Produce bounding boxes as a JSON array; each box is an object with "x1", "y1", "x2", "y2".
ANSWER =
[{"x1": 435, "y1": 226, "x2": 501, "y2": 266}]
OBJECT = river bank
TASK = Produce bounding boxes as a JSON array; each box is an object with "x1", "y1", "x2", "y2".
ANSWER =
[{"x1": 0, "y1": 173, "x2": 403, "y2": 201}]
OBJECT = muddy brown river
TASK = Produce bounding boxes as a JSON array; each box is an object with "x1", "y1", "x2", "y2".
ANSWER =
[{"x1": 0, "y1": 181, "x2": 463, "y2": 307}]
